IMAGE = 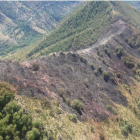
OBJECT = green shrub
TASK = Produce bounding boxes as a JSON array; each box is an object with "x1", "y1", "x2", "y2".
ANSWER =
[
  {"x1": 121, "y1": 126, "x2": 128, "y2": 137},
  {"x1": 104, "y1": 47, "x2": 110, "y2": 57},
  {"x1": 90, "y1": 64, "x2": 95, "y2": 70},
  {"x1": 98, "y1": 66, "x2": 102, "y2": 73},
  {"x1": 116, "y1": 46, "x2": 124, "y2": 58},
  {"x1": 66, "y1": 98, "x2": 71, "y2": 106},
  {"x1": 138, "y1": 101, "x2": 140, "y2": 109},
  {"x1": 71, "y1": 99, "x2": 84, "y2": 114},
  {"x1": 124, "y1": 60, "x2": 135, "y2": 69},
  {"x1": 106, "y1": 105, "x2": 117, "y2": 115},
  {"x1": 26, "y1": 128, "x2": 40, "y2": 140},
  {"x1": 121, "y1": 124, "x2": 132, "y2": 137},
  {"x1": 97, "y1": 50, "x2": 100, "y2": 56},
  {"x1": 99, "y1": 132, "x2": 105, "y2": 140},
  {"x1": 33, "y1": 119, "x2": 42, "y2": 129},
  {"x1": 0, "y1": 82, "x2": 44, "y2": 140},
  {"x1": 102, "y1": 59, "x2": 106, "y2": 65},
  {"x1": 32, "y1": 63, "x2": 39, "y2": 71},
  {"x1": 56, "y1": 106, "x2": 61, "y2": 114},
  {"x1": 137, "y1": 63, "x2": 140, "y2": 68},
  {"x1": 79, "y1": 56, "x2": 87, "y2": 64},
  {"x1": 58, "y1": 88, "x2": 66, "y2": 98},
  {"x1": 103, "y1": 72, "x2": 110, "y2": 82},
  {"x1": 123, "y1": 84, "x2": 131, "y2": 93},
  {"x1": 116, "y1": 73, "x2": 121, "y2": 79},
  {"x1": 90, "y1": 126, "x2": 94, "y2": 132},
  {"x1": 119, "y1": 119, "x2": 133, "y2": 137},
  {"x1": 68, "y1": 114, "x2": 77, "y2": 123},
  {"x1": 138, "y1": 48, "x2": 140, "y2": 53},
  {"x1": 94, "y1": 70, "x2": 98, "y2": 76},
  {"x1": 84, "y1": 79, "x2": 89, "y2": 88},
  {"x1": 135, "y1": 75, "x2": 140, "y2": 82},
  {"x1": 49, "y1": 110, "x2": 55, "y2": 118}
]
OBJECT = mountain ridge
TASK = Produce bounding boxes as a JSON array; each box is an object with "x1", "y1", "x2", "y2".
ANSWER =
[
  {"x1": 6, "y1": 1, "x2": 140, "y2": 61},
  {"x1": 1, "y1": 1, "x2": 140, "y2": 140}
]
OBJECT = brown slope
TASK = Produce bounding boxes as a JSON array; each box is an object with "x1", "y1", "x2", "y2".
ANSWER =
[
  {"x1": 0, "y1": 50, "x2": 128, "y2": 121},
  {"x1": 1, "y1": 14, "x2": 140, "y2": 122}
]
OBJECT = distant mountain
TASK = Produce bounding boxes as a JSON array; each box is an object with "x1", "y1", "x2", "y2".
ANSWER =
[
  {"x1": 23, "y1": 1, "x2": 140, "y2": 59},
  {"x1": 128, "y1": 1, "x2": 140, "y2": 11},
  {"x1": 0, "y1": 1, "x2": 81, "y2": 55}
]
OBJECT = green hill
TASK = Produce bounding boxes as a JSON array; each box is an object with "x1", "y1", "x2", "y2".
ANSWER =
[
  {"x1": 27, "y1": 1, "x2": 112, "y2": 58},
  {"x1": 24, "y1": 1, "x2": 140, "y2": 59},
  {"x1": 0, "y1": 1, "x2": 80, "y2": 56}
]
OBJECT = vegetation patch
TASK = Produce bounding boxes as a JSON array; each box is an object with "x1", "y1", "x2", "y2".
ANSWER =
[
  {"x1": 116, "y1": 46, "x2": 124, "y2": 59},
  {"x1": 0, "y1": 82, "x2": 44, "y2": 140},
  {"x1": 106, "y1": 105, "x2": 117, "y2": 115},
  {"x1": 68, "y1": 114, "x2": 77, "y2": 123},
  {"x1": 104, "y1": 47, "x2": 111, "y2": 57},
  {"x1": 71, "y1": 99, "x2": 84, "y2": 114},
  {"x1": 103, "y1": 72, "x2": 110, "y2": 82},
  {"x1": 32, "y1": 63, "x2": 40, "y2": 71}
]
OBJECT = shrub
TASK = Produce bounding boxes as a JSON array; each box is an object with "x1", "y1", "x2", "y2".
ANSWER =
[
  {"x1": 138, "y1": 48, "x2": 140, "y2": 53},
  {"x1": 58, "y1": 88, "x2": 66, "y2": 98},
  {"x1": 94, "y1": 70, "x2": 98, "y2": 76},
  {"x1": 104, "y1": 47, "x2": 110, "y2": 57},
  {"x1": 98, "y1": 66, "x2": 102, "y2": 73},
  {"x1": 0, "y1": 82, "x2": 44, "y2": 140},
  {"x1": 121, "y1": 124, "x2": 132, "y2": 137},
  {"x1": 135, "y1": 75, "x2": 140, "y2": 82},
  {"x1": 79, "y1": 56, "x2": 87, "y2": 64},
  {"x1": 99, "y1": 132, "x2": 105, "y2": 140},
  {"x1": 0, "y1": 83, "x2": 15, "y2": 111},
  {"x1": 121, "y1": 126, "x2": 128, "y2": 137},
  {"x1": 33, "y1": 119, "x2": 42, "y2": 129},
  {"x1": 84, "y1": 79, "x2": 89, "y2": 88},
  {"x1": 116, "y1": 73, "x2": 121, "y2": 79},
  {"x1": 97, "y1": 50, "x2": 100, "y2": 56},
  {"x1": 103, "y1": 72, "x2": 110, "y2": 82},
  {"x1": 90, "y1": 126, "x2": 94, "y2": 132},
  {"x1": 116, "y1": 46, "x2": 124, "y2": 58},
  {"x1": 136, "y1": 70, "x2": 140, "y2": 76},
  {"x1": 106, "y1": 105, "x2": 117, "y2": 115},
  {"x1": 137, "y1": 63, "x2": 140, "y2": 68},
  {"x1": 138, "y1": 101, "x2": 140, "y2": 110},
  {"x1": 26, "y1": 128, "x2": 40, "y2": 140},
  {"x1": 90, "y1": 64, "x2": 95, "y2": 70},
  {"x1": 124, "y1": 60, "x2": 135, "y2": 69},
  {"x1": 71, "y1": 99, "x2": 84, "y2": 114},
  {"x1": 102, "y1": 59, "x2": 106, "y2": 65},
  {"x1": 49, "y1": 110, "x2": 55, "y2": 118},
  {"x1": 56, "y1": 106, "x2": 61, "y2": 114},
  {"x1": 32, "y1": 63, "x2": 39, "y2": 71},
  {"x1": 123, "y1": 84, "x2": 131, "y2": 93},
  {"x1": 119, "y1": 119, "x2": 133, "y2": 137},
  {"x1": 65, "y1": 98, "x2": 71, "y2": 106},
  {"x1": 68, "y1": 114, "x2": 77, "y2": 123}
]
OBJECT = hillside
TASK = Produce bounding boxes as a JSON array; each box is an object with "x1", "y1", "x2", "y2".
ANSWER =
[
  {"x1": 1, "y1": 1, "x2": 140, "y2": 140},
  {"x1": 128, "y1": 1, "x2": 140, "y2": 11},
  {"x1": 0, "y1": 1, "x2": 80, "y2": 56},
  {"x1": 14, "y1": 1, "x2": 139, "y2": 60}
]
